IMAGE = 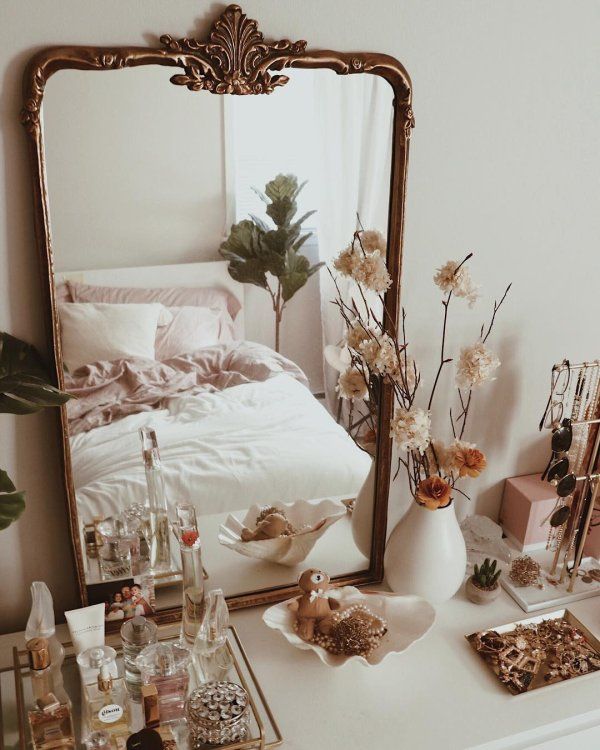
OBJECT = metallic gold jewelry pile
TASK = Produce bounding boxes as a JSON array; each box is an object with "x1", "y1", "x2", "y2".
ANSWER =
[
  {"x1": 312, "y1": 604, "x2": 387, "y2": 658},
  {"x1": 470, "y1": 617, "x2": 600, "y2": 694}
]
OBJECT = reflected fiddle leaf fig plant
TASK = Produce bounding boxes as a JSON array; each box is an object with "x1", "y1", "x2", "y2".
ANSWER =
[
  {"x1": 219, "y1": 173, "x2": 324, "y2": 352},
  {"x1": 0, "y1": 332, "x2": 74, "y2": 530}
]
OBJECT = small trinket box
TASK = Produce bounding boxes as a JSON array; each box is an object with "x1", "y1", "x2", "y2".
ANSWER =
[{"x1": 186, "y1": 681, "x2": 250, "y2": 746}]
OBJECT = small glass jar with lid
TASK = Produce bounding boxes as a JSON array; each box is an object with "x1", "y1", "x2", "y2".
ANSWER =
[
  {"x1": 186, "y1": 681, "x2": 250, "y2": 746},
  {"x1": 120, "y1": 616, "x2": 158, "y2": 698}
]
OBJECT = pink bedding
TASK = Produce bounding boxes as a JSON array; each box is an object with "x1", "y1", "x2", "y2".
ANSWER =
[{"x1": 65, "y1": 341, "x2": 309, "y2": 435}]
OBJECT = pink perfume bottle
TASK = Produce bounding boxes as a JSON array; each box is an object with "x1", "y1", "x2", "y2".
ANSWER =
[{"x1": 136, "y1": 643, "x2": 190, "y2": 723}]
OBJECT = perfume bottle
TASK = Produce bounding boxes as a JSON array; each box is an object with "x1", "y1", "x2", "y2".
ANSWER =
[
  {"x1": 136, "y1": 642, "x2": 190, "y2": 723},
  {"x1": 140, "y1": 428, "x2": 172, "y2": 573},
  {"x1": 192, "y1": 589, "x2": 232, "y2": 684},
  {"x1": 82, "y1": 648, "x2": 130, "y2": 738},
  {"x1": 96, "y1": 516, "x2": 139, "y2": 580},
  {"x1": 120, "y1": 616, "x2": 158, "y2": 697},
  {"x1": 27, "y1": 638, "x2": 54, "y2": 702},
  {"x1": 28, "y1": 693, "x2": 75, "y2": 750},
  {"x1": 84, "y1": 730, "x2": 111, "y2": 750},
  {"x1": 175, "y1": 503, "x2": 205, "y2": 644},
  {"x1": 25, "y1": 582, "x2": 70, "y2": 707}
]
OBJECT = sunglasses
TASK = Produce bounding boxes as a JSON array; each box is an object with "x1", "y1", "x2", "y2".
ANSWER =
[
  {"x1": 539, "y1": 361, "x2": 571, "y2": 431},
  {"x1": 541, "y1": 418, "x2": 573, "y2": 482}
]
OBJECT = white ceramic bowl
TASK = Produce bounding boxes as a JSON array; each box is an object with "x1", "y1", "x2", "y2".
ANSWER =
[
  {"x1": 218, "y1": 498, "x2": 346, "y2": 567},
  {"x1": 262, "y1": 585, "x2": 436, "y2": 666}
]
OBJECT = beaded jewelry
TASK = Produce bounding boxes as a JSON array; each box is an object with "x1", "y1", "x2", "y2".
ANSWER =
[{"x1": 309, "y1": 604, "x2": 387, "y2": 658}]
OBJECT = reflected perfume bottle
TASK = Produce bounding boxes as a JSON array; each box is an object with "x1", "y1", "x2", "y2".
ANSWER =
[
  {"x1": 140, "y1": 427, "x2": 172, "y2": 573},
  {"x1": 192, "y1": 589, "x2": 233, "y2": 683},
  {"x1": 28, "y1": 693, "x2": 75, "y2": 750},
  {"x1": 120, "y1": 616, "x2": 158, "y2": 698},
  {"x1": 81, "y1": 648, "x2": 130, "y2": 739},
  {"x1": 175, "y1": 503, "x2": 205, "y2": 644},
  {"x1": 136, "y1": 642, "x2": 191, "y2": 723}
]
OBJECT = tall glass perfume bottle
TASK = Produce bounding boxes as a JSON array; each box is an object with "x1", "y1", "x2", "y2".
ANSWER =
[
  {"x1": 136, "y1": 642, "x2": 190, "y2": 723},
  {"x1": 192, "y1": 589, "x2": 233, "y2": 683},
  {"x1": 140, "y1": 427, "x2": 171, "y2": 573},
  {"x1": 27, "y1": 638, "x2": 54, "y2": 702},
  {"x1": 25, "y1": 582, "x2": 70, "y2": 706},
  {"x1": 120, "y1": 616, "x2": 158, "y2": 698},
  {"x1": 81, "y1": 648, "x2": 130, "y2": 739},
  {"x1": 28, "y1": 693, "x2": 75, "y2": 750},
  {"x1": 175, "y1": 503, "x2": 205, "y2": 644}
]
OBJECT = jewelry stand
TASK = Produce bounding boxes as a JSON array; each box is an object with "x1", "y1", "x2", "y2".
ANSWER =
[{"x1": 502, "y1": 360, "x2": 600, "y2": 612}]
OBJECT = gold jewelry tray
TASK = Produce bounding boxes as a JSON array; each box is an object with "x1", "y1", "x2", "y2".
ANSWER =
[
  {"x1": 11, "y1": 625, "x2": 282, "y2": 750},
  {"x1": 466, "y1": 608, "x2": 600, "y2": 695}
]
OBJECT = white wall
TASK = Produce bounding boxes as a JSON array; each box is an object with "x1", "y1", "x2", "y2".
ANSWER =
[{"x1": 1, "y1": 0, "x2": 598, "y2": 633}]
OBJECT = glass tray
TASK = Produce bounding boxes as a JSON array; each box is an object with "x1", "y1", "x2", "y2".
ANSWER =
[{"x1": 9, "y1": 627, "x2": 282, "y2": 750}]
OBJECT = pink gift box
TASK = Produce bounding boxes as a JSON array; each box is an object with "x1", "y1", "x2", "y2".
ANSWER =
[
  {"x1": 499, "y1": 474, "x2": 557, "y2": 552},
  {"x1": 584, "y1": 523, "x2": 600, "y2": 559}
]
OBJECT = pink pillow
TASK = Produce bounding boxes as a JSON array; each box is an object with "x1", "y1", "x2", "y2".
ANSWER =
[
  {"x1": 66, "y1": 281, "x2": 241, "y2": 320},
  {"x1": 156, "y1": 306, "x2": 234, "y2": 359}
]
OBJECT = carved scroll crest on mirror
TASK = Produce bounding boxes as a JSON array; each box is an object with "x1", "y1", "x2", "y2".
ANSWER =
[{"x1": 21, "y1": 3, "x2": 414, "y2": 625}]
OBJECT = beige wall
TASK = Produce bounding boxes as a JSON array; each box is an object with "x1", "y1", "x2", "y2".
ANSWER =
[{"x1": 1, "y1": 0, "x2": 599, "y2": 634}]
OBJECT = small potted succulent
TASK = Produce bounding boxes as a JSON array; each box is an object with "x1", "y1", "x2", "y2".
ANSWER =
[{"x1": 466, "y1": 558, "x2": 502, "y2": 604}]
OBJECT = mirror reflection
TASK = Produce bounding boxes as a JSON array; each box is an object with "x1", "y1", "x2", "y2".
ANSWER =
[{"x1": 42, "y1": 65, "x2": 394, "y2": 620}]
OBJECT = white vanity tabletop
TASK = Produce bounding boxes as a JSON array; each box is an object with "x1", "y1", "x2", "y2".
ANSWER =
[{"x1": 3, "y1": 584, "x2": 600, "y2": 750}]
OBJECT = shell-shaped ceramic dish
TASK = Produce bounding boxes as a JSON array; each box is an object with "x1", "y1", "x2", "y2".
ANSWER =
[
  {"x1": 218, "y1": 499, "x2": 346, "y2": 567},
  {"x1": 262, "y1": 586, "x2": 436, "y2": 666}
]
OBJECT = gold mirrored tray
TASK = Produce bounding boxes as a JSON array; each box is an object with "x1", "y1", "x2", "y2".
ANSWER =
[{"x1": 10, "y1": 626, "x2": 282, "y2": 750}]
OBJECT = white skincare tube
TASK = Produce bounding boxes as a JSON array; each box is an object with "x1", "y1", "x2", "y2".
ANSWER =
[{"x1": 65, "y1": 604, "x2": 116, "y2": 683}]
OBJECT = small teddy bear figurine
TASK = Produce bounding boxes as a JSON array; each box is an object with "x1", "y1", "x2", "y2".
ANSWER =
[
  {"x1": 287, "y1": 568, "x2": 341, "y2": 641},
  {"x1": 240, "y1": 512, "x2": 289, "y2": 541}
]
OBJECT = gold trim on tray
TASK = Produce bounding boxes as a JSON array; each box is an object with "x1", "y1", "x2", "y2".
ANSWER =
[
  {"x1": 13, "y1": 625, "x2": 282, "y2": 750},
  {"x1": 466, "y1": 608, "x2": 600, "y2": 695}
]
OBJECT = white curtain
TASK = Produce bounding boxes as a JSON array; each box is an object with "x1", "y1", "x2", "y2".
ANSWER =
[{"x1": 313, "y1": 73, "x2": 394, "y2": 408}]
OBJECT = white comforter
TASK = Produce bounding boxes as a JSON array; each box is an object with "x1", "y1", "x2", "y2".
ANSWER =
[{"x1": 72, "y1": 374, "x2": 371, "y2": 524}]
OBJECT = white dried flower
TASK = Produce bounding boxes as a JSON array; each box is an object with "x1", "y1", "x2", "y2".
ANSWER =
[
  {"x1": 360, "y1": 333, "x2": 397, "y2": 376},
  {"x1": 337, "y1": 366, "x2": 369, "y2": 400},
  {"x1": 388, "y1": 353, "x2": 419, "y2": 392},
  {"x1": 389, "y1": 407, "x2": 431, "y2": 454},
  {"x1": 358, "y1": 229, "x2": 386, "y2": 254},
  {"x1": 333, "y1": 243, "x2": 361, "y2": 277},
  {"x1": 456, "y1": 342, "x2": 500, "y2": 388},
  {"x1": 345, "y1": 320, "x2": 374, "y2": 351},
  {"x1": 433, "y1": 259, "x2": 480, "y2": 307},
  {"x1": 426, "y1": 439, "x2": 450, "y2": 475},
  {"x1": 353, "y1": 250, "x2": 392, "y2": 293}
]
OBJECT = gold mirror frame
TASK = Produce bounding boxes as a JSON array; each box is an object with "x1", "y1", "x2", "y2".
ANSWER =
[{"x1": 20, "y1": 3, "x2": 413, "y2": 624}]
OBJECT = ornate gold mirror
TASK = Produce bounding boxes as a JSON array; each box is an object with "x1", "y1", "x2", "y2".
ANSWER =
[{"x1": 21, "y1": 4, "x2": 413, "y2": 626}]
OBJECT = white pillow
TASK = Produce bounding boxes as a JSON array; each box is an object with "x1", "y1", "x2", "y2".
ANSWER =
[{"x1": 59, "y1": 302, "x2": 171, "y2": 372}]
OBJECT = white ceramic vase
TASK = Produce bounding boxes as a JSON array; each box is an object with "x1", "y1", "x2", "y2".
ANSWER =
[
  {"x1": 351, "y1": 461, "x2": 375, "y2": 558},
  {"x1": 384, "y1": 501, "x2": 467, "y2": 604}
]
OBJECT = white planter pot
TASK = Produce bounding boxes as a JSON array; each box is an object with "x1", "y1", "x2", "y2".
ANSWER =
[
  {"x1": 351, "y1": 461, "x2": 375, "y2": 558},
  {"x1": 384, "y1": 501, "x2": 467, "y2": 604}
]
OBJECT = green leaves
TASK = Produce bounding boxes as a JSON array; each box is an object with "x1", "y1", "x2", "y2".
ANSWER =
[
  {"x1": 0, "y1": 469, "x2": 25, "y2": 531},
  {"x1": 473, "y1": 558, "x2": 501, "y2": 589},
  {"x1": 0, "y1": 332, "x2": 74, "y2": 531},
  {"x1": 0, "y1": 332, "x2": 73, "y2": 415},
  {"x1": 220, "y1": 174, "x2": 323, "y2": 307}
]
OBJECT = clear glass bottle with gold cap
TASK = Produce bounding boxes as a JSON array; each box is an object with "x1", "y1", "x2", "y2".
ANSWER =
[{"x1": 81, "y1": 647, "x2": 130, "y2": 738}]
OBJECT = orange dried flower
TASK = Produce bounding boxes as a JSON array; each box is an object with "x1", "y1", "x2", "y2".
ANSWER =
[
  {"x1": 453, "y1": 447, "x2": 487, "y2": 478},
  {"x1": 416, "y1": 476, "x2": 452, "y2": 511}
]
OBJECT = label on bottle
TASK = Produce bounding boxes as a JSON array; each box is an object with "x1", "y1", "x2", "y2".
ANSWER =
[{"x1": 98, "y1": 704, "x2": 124, "y2": 723}]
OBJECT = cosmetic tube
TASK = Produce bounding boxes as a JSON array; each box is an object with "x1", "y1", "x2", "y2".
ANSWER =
[{"x1": 65, "y1": 605, "x2": 116, "y2": 684}]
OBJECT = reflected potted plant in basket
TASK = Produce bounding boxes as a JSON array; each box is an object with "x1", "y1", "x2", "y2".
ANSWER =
[{"x1": 330, "y1": 230, "x2": 510, "y2": 603}]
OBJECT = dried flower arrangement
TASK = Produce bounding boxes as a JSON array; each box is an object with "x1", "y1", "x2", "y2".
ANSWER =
[{"x1": 331, "y1": 229, "x2": 511, "y2": 510}]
